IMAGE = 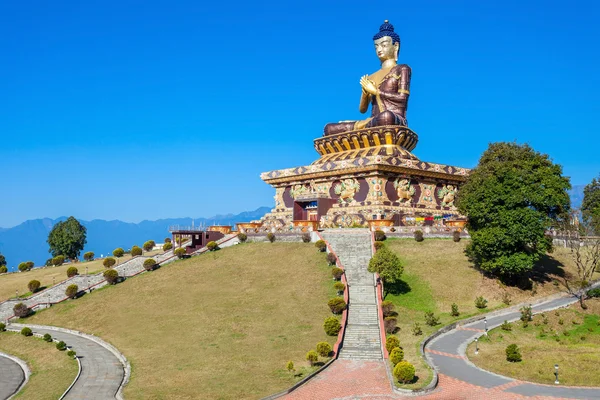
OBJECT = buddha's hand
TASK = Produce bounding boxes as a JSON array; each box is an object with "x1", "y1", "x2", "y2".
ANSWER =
[{"x1": 360, "y1": 75, "x2": 378, "y2": 95}]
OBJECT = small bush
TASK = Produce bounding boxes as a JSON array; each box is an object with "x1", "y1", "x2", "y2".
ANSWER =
[
  {"x1": 331, "y1": 267, "x2": 344, "y2": 280},
  {"x1": 286, "y1": 360, "x2": 294, "y2": 372},
  {"x1": 266, "y1": 233, "x2": 275, "y2": 243},
  {"x1": 65, "y1": 284, "x2": 78, "y2": 299},
  {"x1": 301, "y1": 232, "x2": 311, "y2": 243},
  {"x1": 52, "y1": 256, "x2": 65, "y2": 267},
  {"x1": 328, "y1": 297, "x2": 347, "y2": 314},
  {"x1": 316, "y1": 342, "x2": 332, "y2": 357},
  {"x1": 103, "y1": 257, "x2": 116, "y2": 268},
  {"x1": 381, "y1": 300, "x2": 395, "y2": 317},
  {"x1": 0, "y1": 266, "x2": 7, "y2": 274},
  {"x1": 67, "y1": 350, "x2": 77, "y2": 358},
  {"x1": 451, "y1": 303, "x2": 459, "y2": 317},
  {"x1": 587, "y1": 288, "x2": 600, "y2": 298},
  {"x1": 43, "y1": 333, "x2": 52, "y2": 342},
  {"x1": 452, "y1": 230, "x2": 461, "y2": 242},
  {"x1": 206, "y1": 241, "x2": 218, "y2": 251},
  {"x1": 315, "y1": 240, "x2": 327, "y2": 252},
  {"x1": 18, "y1": 261, "x2": 33, "y2": 272},
  {"x1": 103, "y1": 269, "x2": 119, "y2": 285},
  {"x1": 374, "y1": 230, "x2": 386, "y2": 241},
  {"x1": 385, "y1": 335, "x2": 400, "y2": 353},
  {"x1": 143, "y1": 240, "x2": 156, "y2": 252},
  {"x1": 326, "y1": 252, "x2": 337, "y2": 266},
  {"x1": 13, "y1": 303, "x2": 30, "y2": 318},
  {"x1": 163, "y1": 242, "x2": 173, "y2": 251},
  {"x1": 143, "y1": 258, "x2": 157, "y2": 271},
  {"x1": 238, "y1": 233, "x2": 248, "y2": 243},
  {"x1": 67, "y1": 266, "x2": 78, "y2": 278},
  {"x1": 113, "y1": 248, "x2": 125, "y2": 258},
  {"x1": 502, "y1": 292, "x2": 512, "y2": 305},
  {"x1": 424, "y1": 311, "x2": 440, "y2": 326},
  {"x1": 390, "y1": 347, "x2": 404, "y2": 365},
  {"x1": 83, "y1": 251, "x2": 95, "y2": 261},
  {"x1": 374, "y1": 241, "x2": 386, "y2": 250},
  {"x1": 505, "y1": 344, "x2": 522, "y2": 362},
  {"x1": 324, "y1": 317, "x2": 341, "y2": 336},
  {"x1": 21, "y1": 327, "x2": 33, "y2": 337},
  {"x1": 412, "y1": 322, "x2": 423, "y2": 336},
  {"x1": 0, "y1": 323, "x2": 6, "y2": 332},
  {"x1": 384, "y1": 316, "x2": 398, "y2": 333},
  {"x1": 131, "y1": 246, "x2": 143, "y2": 257},
  {"x1": 520, "y1": 306, "x2": 532, "y2": 322},
  {"x1": 333, "y1": 281, "x2": 345, "y2": 294},
  {"x1": 501, "y1": 320, "x2": 512, "y2": 331},
  {"x1": 56, "y1": 341, "x2": 67, "y2": 351},
  {"x1": 475, "y1": 296, "x2": 488, "y2": 309},
  {"x1": 28, "y1": 280, "x2": 41, "y2": 293},
  {"x1": 174, "y1": 248, "x2": 187, "y2": 259},
  {"x1": 414, "y1": 230, "x2": 424, "y2": 242},
  {"x1": 164, "y1": 237, "x2": 172, "y2": 244},
  {"x1": 306, "y1": 350, "x2": 319, "y2": 366},
  {"x1": 393, "y1": 361, "x2": 415, "y2": 383}
]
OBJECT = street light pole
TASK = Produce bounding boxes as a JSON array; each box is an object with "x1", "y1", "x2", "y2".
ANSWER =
[
  {"x1": 475, "y1": 337, "x2": 479, "y2": 355},
  {"x1": 484, "y1": 317, "x2": 488, "y2": 336},
  {"x1": 554, "y1": 364, "x2": 559, "y2": 385}
]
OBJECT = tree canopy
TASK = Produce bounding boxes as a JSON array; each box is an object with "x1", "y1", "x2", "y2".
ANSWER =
[
  {"x1": 368, "y1": 247, "x2": 404, "y2": 293},
  {"x1": 456, "y1": 142, "x2": 571, "y2": 278},
  {"x1": 582, "y1": 175, "x2": 600, "y2": 234},
  {"x1": 47, "y1": 216, "x2": 87, "y2": 260},
  {"x1": 0, "y1": 253, "x2": 6, "y2": 267}
]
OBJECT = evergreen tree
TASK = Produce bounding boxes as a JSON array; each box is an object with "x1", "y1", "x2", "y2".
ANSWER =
[
  {"x1": 47, "y1": 217, "x2": 87, "y2": 260},
  {"x1": 582, "y1": 175, "x2": 600, "y2": 234}
]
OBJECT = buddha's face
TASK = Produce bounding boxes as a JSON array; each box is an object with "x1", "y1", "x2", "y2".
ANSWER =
[{"x1": 374, "y1": 36, "x2": 399, "y2": 62}]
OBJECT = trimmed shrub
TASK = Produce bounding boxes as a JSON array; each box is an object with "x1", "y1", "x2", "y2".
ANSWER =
[
  {"x1": 424, "y1": 311, "x2": 440, "y2": 326},
  {"x1": 393, "y1": 361, "x2": 415, "y2": 383},
  {"x1": 131, "y1": 246, "x2": 143, "y2": 257},
  {"x1": 0, "y1": 323, "x2": 6, "y2": 332},
  {"x1": 174, "y1": 248, "x2": 187, "y2": 259},
  {"x1": 315, "y1": 240, "x2": 327, "y2": 252},
  {"x1": 266, "y1": 233, "x2": 276, "y2": 243},
  {"x1": 52, "y1": 256, "x2": 65, "y2": 266},
  {"x1": 385, "y1": 336, "x2": 399, "y2": 354},
  {"x1": 475, "y1": 296, "x2": 488, "y2": 309},
  {"x1": 323, "y1": 317, "x2": 341, "y2": 336},
  {"x1": 65, "y1": 284, "x2": 78, "y2": 299},
  {"x1": 28, "y1": 280, "x2": 41, "y2": 293},
  {"x1": 21, "y1": 327, "x2": 33, "y2": 337},
  {"x1": 67, "y1": 350, "x2": 77, "y2": 358},
  {"x1": 67, "y1": 266, "x2": 78, "y2": 278},
  {"x1": 26, "y1": 261, "x2": 34, "y2": 270},
  {"x1": 301, "y1": 232, "x2": 311, "y2": 243},
  {"x1": 505, "y1": 344, "x2": 522, "y2": 362},
  {"x1": 333, "y1": 281, "x2": 345, "y2": 294},
  {"x1": 374, "y1": 230, "x2": 386, "y2": 241},
  {"x1": 451, "y1": 303, "x2": 459, "y2": 317},
  {"x1": 45, "y1": 258, "x2": 53, "y2": 267},
  {"x1": 328, "y1": 297, "x2": 346, "y2": 314},
  {"x1": 390, "y1": 347, "x2": 404, "y2": 365},
  {"x1": 237, "y1": 233, "x2": 248, "y2": 243},
  {"x1": 414, "y1": 230, "x2": 424, "y2": 242},
  {"x1": 326, "y1": 252, "x2": 337, "y2": 266},
  {"x1": 316, "y1": 341, "x2": 332, "y2": 357},
  {"x1": 13, "y1": 303, "x2": 30, "y2": 318},
  {"x1": 103, "y1": 257, "x2": 116, "y2": 268},
  {"x1": 331, "y1": 267, "x2": 344, "y2": 280},
  {"x1": 452, "y1": 230, "x2": 461, "y2": 242},
  {"x1": 56, "y1": 341, "x2": 67, "y2": 351},
  {"x1": 412, "y1": 322, "x2": 423, "y2": 336},
  {"x1": 143, "y1": 240, "x2": 155, "y2": 252},
  {"x1": 374, "y1": 241, "x2": 386, "y2": 250},
  {"x1": 501, "y1": 320, "x2": 512, "y2": 331},
  {"x1": 381, "y1": 300, "x2": 395, "y2": 317},
  {"x1": 113, "y1": 248, "x2": 125, "y2": 258},
  {"x1": 0, "y1": 266, "x2": 7, "y2": 274},
  {"x1": 164, "y1": 237, "x2": 172, "y2": 243},
  {"x1": 83, "y1": 251, "x2": 95, "y2": 261},
  {"x1": 103, "y1": 269, "x2": 119, "y2": 285},
  {"x1": 206, "y1": 241, "x2": 218, "y2": 251},
  {"x1": 384, "y1": 316, "x2": 398, "y2": 333},
  {"x1": 43, "y1": 333, "x2": 52, "y2": 342},
  {"x1": 306, "y1": 350, "x2": 318, "y2": 366},
  {"x1": 163, "y1": 242, "x2": 173, "y2": 251},
  {"x1": 286, "y1": 360, "x2": 294, "y2": 372},
  {"x1": 143, "y1": 258, "x2": 157, "y2": 271},
  {"x1": 18, "y1": 262, "x2": 31, "y2": 272}
]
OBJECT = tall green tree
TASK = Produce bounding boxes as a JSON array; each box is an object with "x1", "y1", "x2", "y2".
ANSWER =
[
  {"x1": 456, "y1": 142, "x2": 570, "y2": 278},
  {"x1": 368, "y1": 247, "x2": 404, "y2": 296},
  {"x1": 0, "y1": 253, "x2": 6, "y2": 267},
  {"x1": 581, "y1": 175, "x2": 600, "y2": 234},
  {"x1": 47, "y1": 217, "x2": 87, "y2": 260}
]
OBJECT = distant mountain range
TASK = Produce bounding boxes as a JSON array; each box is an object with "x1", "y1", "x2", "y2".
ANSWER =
[{"x1": 0, "y1": 207, "x2": 270, "y2": 271}]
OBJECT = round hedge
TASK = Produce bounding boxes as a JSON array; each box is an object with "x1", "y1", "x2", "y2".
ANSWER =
[
  {"x1": 390, "y1": 347, "x2": 404, "y2": 365},
  {"x1": 143, "y1": 258, "x2": 157, "y2": 271},
  {"x1": 385, "y1": 335, "x2": 400, "y2": 354},
  {"x1": 323, "y1": 317, "x2": 341, "y2": 336},
  {"x1": 103, "y1": 269, "x2": 119, "y2": 285},
  {"x1": 393, "y1": 361, "x2": 415, "y2": 383},
  {"x1": 327, "y1": 297, "x2": 346, "y2": 314},
  {"x1": 67, "y1": 266, "x2": 78, "y2": 278}
]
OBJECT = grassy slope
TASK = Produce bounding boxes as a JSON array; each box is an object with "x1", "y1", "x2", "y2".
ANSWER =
[
  {"x1": 384, "y1": 238, "x2": 597, "y2": 388},
  {"x1": 26, "y1": 243, "x2": 336, "y2": 400},
  {"x1": 467, "y1": 298, "x2": 600, "y2": 386},
  {"x1": 0, "y1": 331, "x2": 77, "y2": 399}
]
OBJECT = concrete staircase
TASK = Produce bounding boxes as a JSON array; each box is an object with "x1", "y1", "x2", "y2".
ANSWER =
[{"x1": 321, "y1": 229, "x2": 382, "y2": 360}]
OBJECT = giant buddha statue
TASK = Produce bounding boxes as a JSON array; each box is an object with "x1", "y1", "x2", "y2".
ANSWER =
[{"x1": 324, "y1": 21, "x2": 411, "y2": 136}]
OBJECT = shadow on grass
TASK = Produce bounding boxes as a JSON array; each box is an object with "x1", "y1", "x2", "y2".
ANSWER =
[{"x1": 384, "y1": 279, "x2": 411, "y2": 299}]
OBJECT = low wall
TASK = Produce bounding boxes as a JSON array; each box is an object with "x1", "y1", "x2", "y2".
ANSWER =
[{"x1": 246, "y1": 233, "x2": 305, "y2": 243}]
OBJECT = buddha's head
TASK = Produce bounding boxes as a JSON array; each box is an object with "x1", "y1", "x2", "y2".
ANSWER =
[{"x1": 373, "y1": 20, "x2": 400, "y2": 63}]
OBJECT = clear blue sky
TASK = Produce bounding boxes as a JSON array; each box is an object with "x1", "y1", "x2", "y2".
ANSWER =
[{"x1": 1, "y1": 0, "x2": 599, "y2": 228}]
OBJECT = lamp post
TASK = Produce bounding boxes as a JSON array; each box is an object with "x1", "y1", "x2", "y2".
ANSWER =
[
  {"x1": 475, "y1": 337, "x2": 479, "y2": 355},
  {"x1": 554, "y1": 364, "x2": 559, "y2": 385},
  {"x1": 484, "y1": 317, "x2": 488, "y2": 336}
]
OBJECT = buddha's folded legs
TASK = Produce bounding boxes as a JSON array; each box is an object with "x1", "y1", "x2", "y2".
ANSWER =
[
  {"x1": 366, "y1": 110, "x2": 407, "y2": 128},
  {"x1": 324, "y1": 122, "x2": 356, "y2": 136}
]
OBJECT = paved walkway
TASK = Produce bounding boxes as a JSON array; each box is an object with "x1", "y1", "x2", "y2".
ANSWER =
[{"x1": 0, "y1": 353, "x2": 26, "y2": 400}]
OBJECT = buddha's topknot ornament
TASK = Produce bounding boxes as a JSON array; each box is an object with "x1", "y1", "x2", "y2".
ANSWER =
[{"x1": 373, "y1": 20, "x2": 400, "y2": 45}]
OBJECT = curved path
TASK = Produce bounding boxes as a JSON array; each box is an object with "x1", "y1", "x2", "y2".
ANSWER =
[
  {"x1": 0, "y1": 352, "x2": 27, "y2": 400},
  {"x1": 8, "y1": 323, "x2": 126, "y2": 400}
]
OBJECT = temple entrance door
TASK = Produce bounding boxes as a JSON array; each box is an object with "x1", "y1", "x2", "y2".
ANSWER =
[{"x1": 308, "y1": 211, "x2": 318, "y2": 221}]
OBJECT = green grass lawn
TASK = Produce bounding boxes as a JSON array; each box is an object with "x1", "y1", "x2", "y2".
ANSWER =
[
  {"x1": 0, "y1": 331, "x2": 78, "y2": 399},
  {"x1": 24, "y1": 243, "x2": 337, "y2": 400},
  {"x1": 467, "y1": 298, "x2": 600, "y2": 386}
]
